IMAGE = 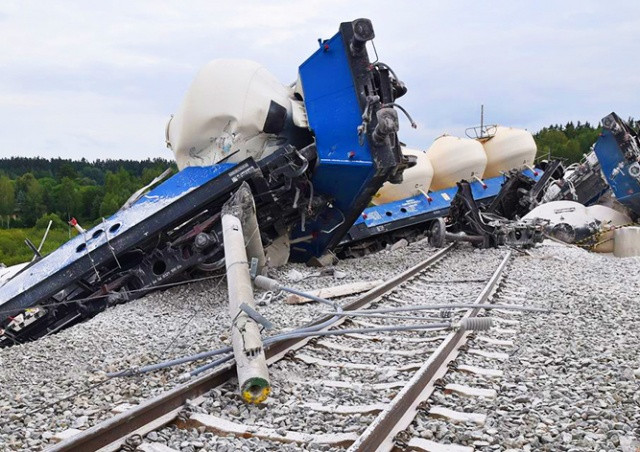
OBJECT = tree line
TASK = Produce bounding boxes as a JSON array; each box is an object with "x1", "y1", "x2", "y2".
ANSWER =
[
  {"x1": 0, "y1": 158, "x2": 176, "y2": 229},
  {"x1": 533, "y1": 117, "x2": 639, "y2": 163}
]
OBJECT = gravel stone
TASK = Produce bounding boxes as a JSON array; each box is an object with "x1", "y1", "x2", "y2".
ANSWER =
[{"x1": 1, "y1": 240, "x2": 638, "y2": 451}]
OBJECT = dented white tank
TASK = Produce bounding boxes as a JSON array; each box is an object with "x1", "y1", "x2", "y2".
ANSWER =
[
  {"x1": 480, "y1": 126, "x2": 537, "y2": 178},
  {"x1": 523, "y1": 200, "x2": 591, "y2": 227},
  {"x1": 166, "y1": 59, "x2": 305, "y2": 170},
  {"x1": 523, "y1": 201, "x2": 632, "y2": 253},
  {"x1": 426, "y1": 135, "x2": 487, "y2": 191},
  {"x1": 372, "y1": 147, "x2": 433, "y2": 205}
]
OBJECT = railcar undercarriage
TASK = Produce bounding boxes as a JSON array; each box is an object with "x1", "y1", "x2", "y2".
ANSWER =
[{"x1": 0, "y1": 18, "x2": 410, "y2": 346}]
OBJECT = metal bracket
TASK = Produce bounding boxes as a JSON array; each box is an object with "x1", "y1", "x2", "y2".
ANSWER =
[
  {"x1": 239, "y1": 302, "x2": 274, "y2": 331},
  {"x1": 249, "y1": 257, "x2": 259, "y2": 279}
]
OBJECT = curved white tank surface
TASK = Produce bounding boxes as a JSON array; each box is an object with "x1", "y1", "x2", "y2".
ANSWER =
[
  {"x1": 523, "y1": 201, "x2": 631, "y2": 253},
  {"x1": 372, "y1": 147, "x2": 434, "y2": 205},
  {"x1": 480, "y1": 126, "x2": 537, "y2": 178},
  {"x1": 426, "y1": 135, "x2": 487, "y2": 191},
  {"x1": 586, "y1": 205, "x2": 632, "y2": 253},
  {"x1": 614, "y1": 227, "x2": 640, "y2": 257},
  {"x1": 523, "y1": 200, "x2": 591, "y2": 226},
  {"x1": 167, "y1": 59, "x2": 296, "y2": 170}
]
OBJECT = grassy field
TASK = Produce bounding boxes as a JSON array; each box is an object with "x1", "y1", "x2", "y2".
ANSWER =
[{"x1": 0, "y1": 227, "x2": 75, "y2": 266}]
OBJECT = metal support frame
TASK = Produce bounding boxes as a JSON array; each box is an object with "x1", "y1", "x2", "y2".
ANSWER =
[{"x1": 439, "y1": 180, "x2": 545, "y2": 249}]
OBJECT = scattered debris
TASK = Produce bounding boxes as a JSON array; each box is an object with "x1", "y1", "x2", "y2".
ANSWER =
[
  {"x1": 429, "y1": 181, "x2": 544, "y2": 249},
  {"x1": 390, "y1": 238, "x2": 409, "y2": 251},
  {"x1": 284, "y1": 269, "x2": 305, "y2": 282},
  {"x1": 284, "y1": 280, "x2": 383, "y2": 305}
]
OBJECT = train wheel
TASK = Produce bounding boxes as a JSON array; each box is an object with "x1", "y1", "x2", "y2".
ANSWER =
[{"x1": 429, "y1": 218, "x2": 446, "y2": 248}]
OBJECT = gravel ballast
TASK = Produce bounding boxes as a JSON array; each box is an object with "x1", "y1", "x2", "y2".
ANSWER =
[
  {"x1": 0, "y1": 239, "x2": 437, "y2": 450},
  {"x1": 0, "y1": 240, "x2": 639, "y2": 451},
  {"x1": 485, "y1": 243, "x2": 640, "y2": 451}
]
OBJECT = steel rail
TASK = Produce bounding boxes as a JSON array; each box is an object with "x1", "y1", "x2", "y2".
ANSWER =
[
  {"x1": 348, "y1": 250, "x2": 512, "y2": 452},
  {"x1": 48, "y1": 244, "x2": 456, "y2": 452}
]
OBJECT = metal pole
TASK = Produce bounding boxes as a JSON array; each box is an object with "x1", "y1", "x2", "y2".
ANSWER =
[
  {"x1": 32, "y1": 220, "x2": 53, "y2": 261},
  {"x1": 221, "y1": 191, "x2": 270, "y2": 404},
  {"x1": 235, "y1": 183, "x2": 267, "y2": 276}
]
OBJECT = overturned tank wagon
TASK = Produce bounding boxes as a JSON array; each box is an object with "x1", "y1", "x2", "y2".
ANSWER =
[
  {"x1": 0, "y1": 18, "x2": 412, "y2": 346},
  {"x1": 593, "y1": 112, "x2": 640, "y2": 215},
  {"x1": 526, "y1": 112, "x2": 640, "y2": 254},
  {"x1": 522, "y1": 200, "x2": 632, "y2": 252},
  {"x1": 339, "y1": 126, "x2": 545, "y2": 256}
]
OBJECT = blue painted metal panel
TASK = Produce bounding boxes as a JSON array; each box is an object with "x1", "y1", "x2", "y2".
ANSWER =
[
  {"x1": 593, "y1": 130, "x2": 640, "y2": 213},
  {"x1": 353, "y1": 169, "x2": 540, "y2": 230},
  {"x1": 291, "y1": 29, "x2": 377, "y2": 258},
  {"x1": 137, "y1": 164, "x2": 235, "y2": 203},
  {"x1": 300, "y1": 35, "x2": 372, "y2": 166},
  {"x1": 0, "y1": 163, "x2": 236, "y2": 306}
]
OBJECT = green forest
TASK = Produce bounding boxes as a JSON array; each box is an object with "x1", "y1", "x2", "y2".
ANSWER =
[
  {"x1": 0, "y1": 158, "x2": 176, "y2": 265},
  {"x1": 534, "y1": 117, "x2": 638, "y2": 162},
  {"x1": 1, "y1": 119, "x2": 638, "y2": 266}
]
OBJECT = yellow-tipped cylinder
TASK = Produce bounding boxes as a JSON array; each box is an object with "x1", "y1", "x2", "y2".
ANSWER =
[{"x1": 241, "y1": 376, "x2": 271, "y2": 404}]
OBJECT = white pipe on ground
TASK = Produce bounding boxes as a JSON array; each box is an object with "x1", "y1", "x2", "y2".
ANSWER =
[{"x1": 222, "y1": 186, "x2": 270, "y2": 404}]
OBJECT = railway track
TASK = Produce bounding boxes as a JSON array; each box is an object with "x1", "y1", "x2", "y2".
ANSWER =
[{"x1": 49, "y1": 244, "x2": 526, "y2": 452}]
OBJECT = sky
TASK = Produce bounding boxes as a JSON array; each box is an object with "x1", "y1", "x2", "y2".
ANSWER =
[{"x1": 1, "y1": 1, "x2": 639, "y2": 161}]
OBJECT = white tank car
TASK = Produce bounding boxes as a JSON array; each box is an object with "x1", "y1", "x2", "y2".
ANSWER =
[
  {"x1": 523, "y1": 200, "x2": 591, "y2": 227},
  {"x1": 166, "y1": 59, "x2": 307, "y2": 170},
  {"x1": 480, "y1": 126, "x2": 537, "y2": 178},
  {"x1": 426, "y1": 135, "x2": 487, "y2": 191},
  {"x1": 372, "y1": 147, "x2": 433, "y2": 205},
  {"x1": 523, "y1": 201, "x2": 632, "y2": 253}
]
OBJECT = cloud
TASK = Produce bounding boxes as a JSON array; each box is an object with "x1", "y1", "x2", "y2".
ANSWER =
[{"x1": 0, "y1": 0, "x2": 639, "y2": 160}]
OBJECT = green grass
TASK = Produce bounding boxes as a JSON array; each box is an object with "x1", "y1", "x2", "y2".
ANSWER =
[{"x1": 0, "y1": 227, "x2": 76, "y2": 266}]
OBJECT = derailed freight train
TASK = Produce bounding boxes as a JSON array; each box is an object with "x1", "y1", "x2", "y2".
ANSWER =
[
  {"x1": 521, "y1": 112, "x2": 640, "y2": 253},
  {"x1": 3, "y1": 17, "x2": 639, "y2": 347},
  {"x1": 339, "y1": 125, "x2": 546, "y2": 255},
  {"x1": 340, "y1": 113, "x2": 640, "y2": 256},
  {"x1": 0, "y1": 19, "x2": 412, "y2": 346}
]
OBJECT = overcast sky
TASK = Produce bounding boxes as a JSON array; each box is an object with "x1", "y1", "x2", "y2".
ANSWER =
[{"x1": 1, "y1": 1, "x2": 639, "y2": 161}]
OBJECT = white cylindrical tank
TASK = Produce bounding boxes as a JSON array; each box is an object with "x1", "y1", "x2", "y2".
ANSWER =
[
  {"x1": 372, "y1": 147, "x2": 434, "y2": 205},
  {"x1": 523, "y1": 201, "x2": 632, "y2": 253},
  {"x1": 586, "y1": 205, "x2": 632, "y2": 253},
  {"x1": 426, "y1": 135, "x2": 487, "y2": 191},
  {"x1": 167, "y1": 59, "x2": 296, "y2": 170},
  {"x1": 480, "y1": 126, "x2": 537, "y2": 178},
  {"x1": 523, "y1": 200, "x2": 591, "y2": 225},
  {"x1": 613, "y1": 227, "x2": 640, "y2": 257}
]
